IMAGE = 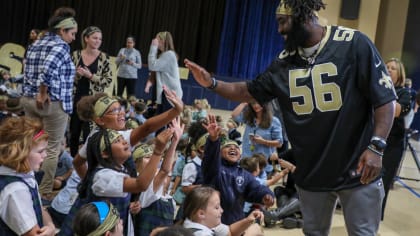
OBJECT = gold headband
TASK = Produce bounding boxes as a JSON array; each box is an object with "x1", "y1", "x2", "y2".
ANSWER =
[
  {"x1": 86, "y1": 202, "x2": 120, "y2": 236},
  {"x1": 132, "y1": 144, "x2": 154, "y2": 161},
  {"x1": 276, "y1": 0, "x2": 293, "y2": 15},
  {"x1": 54, "y1": 17, "x2": 77, "y2": 29},
  {"x1": 94, "y1": 96, "x2": 118, "y2": 118},
  {"x1": 195, "y1": 133, "x2": 209, "y2": 150},
  {"x1": 221, "y1": 139, "x2": 239, "y2": 149},
  {"x1": 100, "y1": 129, "x2": 122, "y2": 152}
]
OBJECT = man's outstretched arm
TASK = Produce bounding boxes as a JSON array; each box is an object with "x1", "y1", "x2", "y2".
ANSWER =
[{"x1": 184, "y1": 59, "x2": 255, "y2": 102}]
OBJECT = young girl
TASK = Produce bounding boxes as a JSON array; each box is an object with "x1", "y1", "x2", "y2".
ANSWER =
[
  {"x1": 133, "y1": 117, "x2": 184, "y2": 236},
  {"x1": 73, "y1": 201, "x2": 123, "y2": 236},
  {"x1": 0, "y1": 117, "x2": 55, "y2": 235},
  {"x1": 182, "y1": 186, "x2": 263, "y2": 236},
  {"x1": 59, "y1": 127, "x2": 175, "y2": 236},
  {"x1": 73, "y1": 87, "x2": 183, "y2": 179}
]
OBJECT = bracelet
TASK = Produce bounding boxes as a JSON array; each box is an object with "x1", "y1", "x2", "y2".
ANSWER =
[
  {"x1": 371, "y1": 135, "x2": 387, "y2": 144},
  {"x1": 206, "y1": 77, "x2": 218, "y2": 90},
  {"x1": 367, "y1": 144, "x2": 384, "y2": 157},
  {"x1": 153, "y1": 151, "x2": 163, "y2": 156}
]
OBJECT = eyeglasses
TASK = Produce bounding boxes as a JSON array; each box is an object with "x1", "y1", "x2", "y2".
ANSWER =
[{"x1": 104, "y1": 106, "x2": 124, "y2": 116}]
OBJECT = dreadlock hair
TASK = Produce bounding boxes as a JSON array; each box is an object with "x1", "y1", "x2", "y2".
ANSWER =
[
  {"x1": 283, "y1": 0, "x2": 326, "y2": 24},
  {"x1": 78, "y1": 129, "x2": 122, "y2": 198}
]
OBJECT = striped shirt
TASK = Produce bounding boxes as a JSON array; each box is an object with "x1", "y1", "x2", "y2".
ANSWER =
[{"x1": 24, "y1": 32, "x2": 75, "y2": 114}]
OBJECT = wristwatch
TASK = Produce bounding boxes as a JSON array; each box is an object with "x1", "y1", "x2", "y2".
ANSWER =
[
  {"x1": 370, "y1": 136, "x2": 387, "y2": 152},
  {"x1": 206, "y1": 77, "x2": 218, "y2": 90}
]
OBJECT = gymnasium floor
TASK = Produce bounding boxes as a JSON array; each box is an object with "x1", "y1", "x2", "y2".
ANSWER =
[{"x1": 211, "y1": 109, "x2": 420, "y2": 236}]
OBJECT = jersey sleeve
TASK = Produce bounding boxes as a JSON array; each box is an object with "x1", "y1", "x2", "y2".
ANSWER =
[
  {"x1": 355, "y1": 33, "x2": 397, "y2": 107},
  {"x1": 247, "y1": 59, "x2": 286, "y2": 106}
]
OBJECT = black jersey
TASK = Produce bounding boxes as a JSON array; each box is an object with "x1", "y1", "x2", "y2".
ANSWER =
[{"x1": 248, "y1": 25, "x2": 396, "y2": 191}]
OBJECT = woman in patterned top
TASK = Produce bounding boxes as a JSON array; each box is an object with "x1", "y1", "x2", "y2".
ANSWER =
[{"x1": 69, "y1": 26, "x2": 112, "y2": 157}]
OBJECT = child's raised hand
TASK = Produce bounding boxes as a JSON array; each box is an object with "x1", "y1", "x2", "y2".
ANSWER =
[
  {"x1": 169, "y1": 116, "x2": 184, "y2": 143},
  {"x1": 202, "y1": 114, "x2": 220, "y2": 141},
  {"x1": 163, "y1": 86, "x2": 184, "y2": 113},
  {"x1": 154, "y1": 128, "x2": 174, "y2": 154}
]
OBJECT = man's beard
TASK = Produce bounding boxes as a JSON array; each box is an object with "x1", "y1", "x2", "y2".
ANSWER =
[{"x1": 284, "y1": 21, "x2": 311, "y2": 52}]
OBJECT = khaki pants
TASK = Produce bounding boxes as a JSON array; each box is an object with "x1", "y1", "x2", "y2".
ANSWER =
[{"x1": 21, "y1": 97, "x2": 69, "y2": 196}]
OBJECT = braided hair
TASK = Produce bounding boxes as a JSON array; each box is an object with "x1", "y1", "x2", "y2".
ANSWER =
[{"x1": 78, "y1": 129, "x2": 124, "y2": 198}]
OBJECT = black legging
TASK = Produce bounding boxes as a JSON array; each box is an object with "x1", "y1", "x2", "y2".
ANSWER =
[
  {"x1": 381, "y1": 135, "x2": 405, "y2": 220},
  {"x1": 117, "y1": 76, "x2": 137, "y2": 98},
  {"x1": 69, "y1": 111, "x2": 91, "y2": 157}
]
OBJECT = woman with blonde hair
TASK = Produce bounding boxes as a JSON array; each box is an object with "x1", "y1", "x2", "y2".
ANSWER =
[
  {"x1": 381, "y1": 58, "x2": 411, "y2": 220},
  {"x1": 147, "y1": 31, "x2": 183, "y2": 115},
  {"x1": 69, "y1": 25, "x2": 113, "y2": 157}
]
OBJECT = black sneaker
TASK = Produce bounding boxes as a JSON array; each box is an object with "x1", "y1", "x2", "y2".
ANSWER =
[
  {"x1": 282, "y1": 217, "x2": 303, "y2": 229},
  {"x1": 263, "y1": 208, "x2": 280, "y2": 227}
]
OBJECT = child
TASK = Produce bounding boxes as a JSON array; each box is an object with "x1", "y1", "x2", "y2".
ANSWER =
[
  {"x1": 0, "y1": 117, "x2": 55, "y2": 235},
  {"x1": 240, "y1": 155, "x2": 290, "y2": 215},
  {"x1": 226, "y1": 118, "x2": 242, "y2": 145},
  {"x1": 133, "y1": 100, "x2": 148, "y2": 124},
  {"x1": 171, "y1": 141, "x2": 195, "y2": 205},
  {"x1": 127, "y1": 95, "x2": 138, "y2": 118},
  {"x1": 59, "y1": 127, "x2": 174, "y2": 236},
  {"x1": 133, "y1": 100, "x2": 155, "y2": 143},
  {"x1": 202, "y1": 114, "x2": 275, "y2": 224},
  {"x1": 134, "y1": 117, "x2": 184, "y2": 236},
  {"x1": 73, "y1": 201, "x2": 123, "y2": 236},
  {"x1": 73, "y1": 87, "x2": 183, "y2": 179},
  {"x1": 182, "y1": 186, "x2": 263, "y2": 236},
  {"x1": 191, "y1": 99, "x2": 208, "y2": 122},
  {"x1": 53, "y1": 139, "x2": 73, "y2": 190}
]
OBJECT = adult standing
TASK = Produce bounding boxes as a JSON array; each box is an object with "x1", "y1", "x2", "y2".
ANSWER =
[
  {"x1": 147, "y1": 31, "x2": 183, "y2": 115},
  {"x1": 69, "y1": 26, "x2": 112, "y2": 157},
  {"x1": 115, "y1": 36, "x2": 142, "y2": 98},
  {"x1": 231, "y1": 102, "x2": 283, "y2": 175},
  {"x1": 381, "y1": 58, "x2": 411, "y2": 220},
  {"x1": 185, "y1": 1, "x2": 396, "y2": 235},
  {"x1": 22, "y1": 7, "x2": 77, "y2": 203}
]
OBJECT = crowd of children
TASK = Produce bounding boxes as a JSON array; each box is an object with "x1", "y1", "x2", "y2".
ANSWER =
[{"x1": 1, "y1": 84, "x2": 300, "y2": 235}]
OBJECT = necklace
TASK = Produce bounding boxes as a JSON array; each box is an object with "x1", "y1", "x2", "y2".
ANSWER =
[{"x1": 299, "y1": 26, "x2": 326, "y2": 65}]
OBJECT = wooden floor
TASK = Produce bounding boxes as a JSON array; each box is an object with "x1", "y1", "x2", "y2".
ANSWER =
[{"x1": 211, "y1": 109, "x2": 420, "y2": 236}]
